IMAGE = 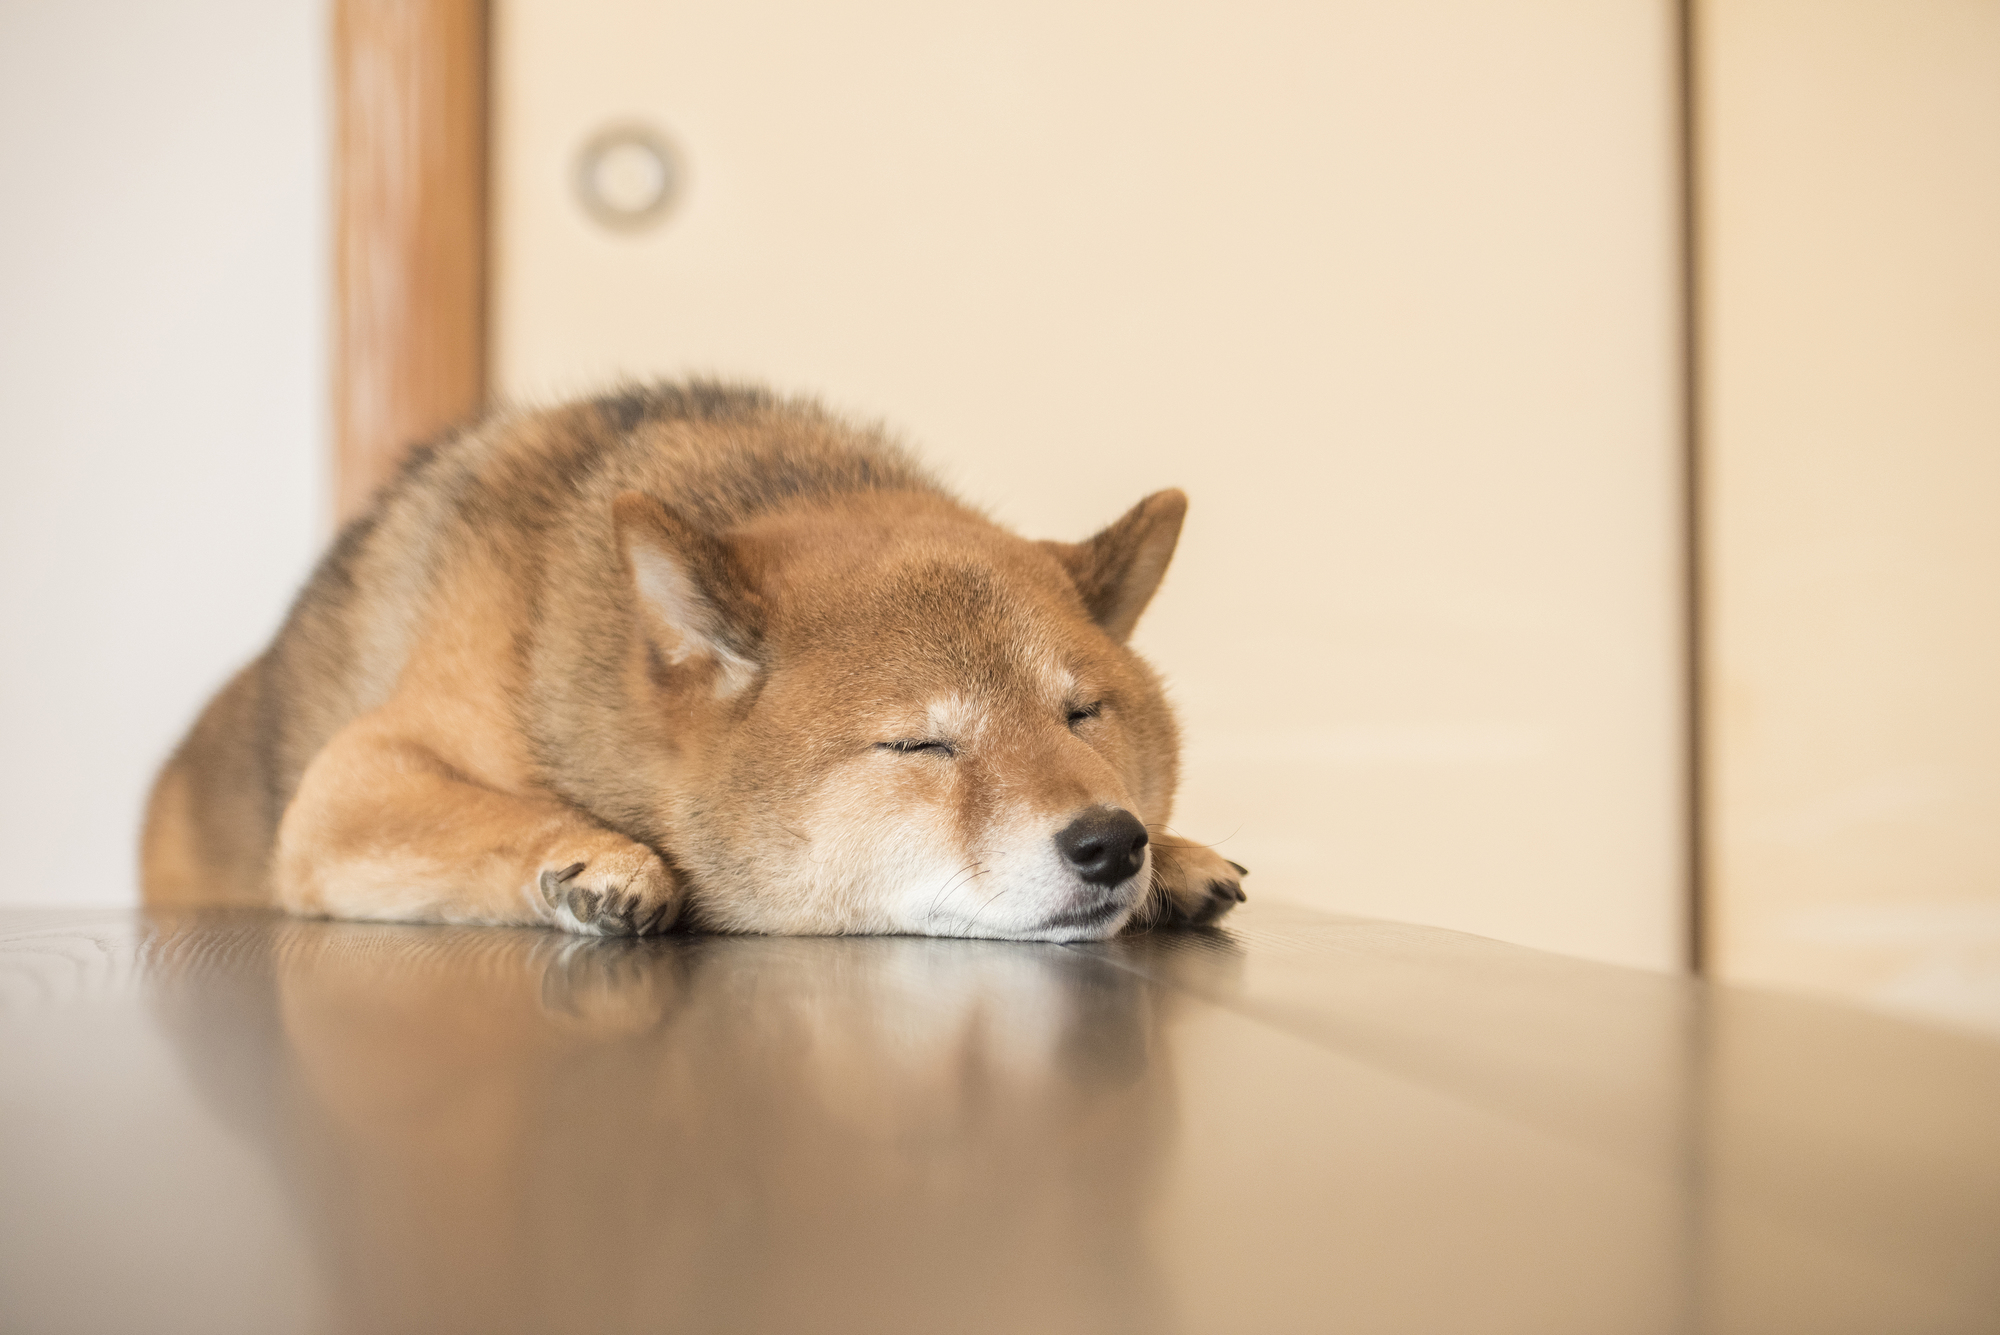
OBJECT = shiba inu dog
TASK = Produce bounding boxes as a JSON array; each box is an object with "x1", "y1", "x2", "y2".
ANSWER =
[{"x1": 142, "y1": 382, "x2": 1245, "y2": 939}]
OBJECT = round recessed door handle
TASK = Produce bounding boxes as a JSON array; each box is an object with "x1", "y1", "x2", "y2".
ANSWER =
[{"x1": 574, "y1": 123, "x2": 683, "y2": 231}]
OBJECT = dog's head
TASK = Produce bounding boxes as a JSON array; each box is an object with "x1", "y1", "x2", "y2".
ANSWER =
[{"x1": 609, "y1": 487, "x2": 1187, "y2": 940}]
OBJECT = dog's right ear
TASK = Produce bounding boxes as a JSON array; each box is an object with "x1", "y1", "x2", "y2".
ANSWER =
[
  {"x1": 612, "y1": 491, "x2": 762, "y2": 694},
  {"x1": 1039, "y1": 489, "x2": 1188, "y2": 644}
]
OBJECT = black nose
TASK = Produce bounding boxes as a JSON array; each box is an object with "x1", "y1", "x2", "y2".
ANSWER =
[{"x1": 1054, "y1": 807, "x2": 1149, "y2": 886}]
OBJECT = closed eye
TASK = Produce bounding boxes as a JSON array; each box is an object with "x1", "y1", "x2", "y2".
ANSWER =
[
  {"x1": 1066, "y1": 702, "x2": 1103, "y2": 728},
  {"x1": 878, "y1": 739, "x2": 955, "y2": 757}
]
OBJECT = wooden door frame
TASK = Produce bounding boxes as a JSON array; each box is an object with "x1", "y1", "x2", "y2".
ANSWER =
[
  {"x1": 331, "y1": 0, "x2": 488, "y2": 523},
  {"x1": 1677, "y1": 0, "x2": 1708, "y2": 976}
]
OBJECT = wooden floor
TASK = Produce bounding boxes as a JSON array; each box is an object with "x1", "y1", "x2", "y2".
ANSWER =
[{"x1": 3, "y1": 903, "x2": 1997, "y2": 1334}]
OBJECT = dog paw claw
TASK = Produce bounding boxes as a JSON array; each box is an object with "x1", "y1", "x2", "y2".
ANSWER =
[
  {"x1": 1143, "y1": 836, "x2": 1246, "y2": 928},
  {"x1": 539, "y1": 862, "x2": 587, "y2": 907},
  {"x1": 1187, "y1": 879, "x2": 1243, "y2": 923},
  {"x1": 538, "y1": 848, "x2": 680, "y2": 937}
]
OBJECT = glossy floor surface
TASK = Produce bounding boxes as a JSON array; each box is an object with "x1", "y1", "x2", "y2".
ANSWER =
[{"x1": 3, "y1": 903, "x2": 1998, "y2": 1334}]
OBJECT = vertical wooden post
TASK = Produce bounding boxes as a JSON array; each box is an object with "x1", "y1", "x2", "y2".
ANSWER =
[{"x1": 332, "y1": 0, "x2": 488, "y2": 523}]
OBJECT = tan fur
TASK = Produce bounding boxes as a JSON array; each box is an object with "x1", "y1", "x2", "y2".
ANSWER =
[{"x1": 143, "y1": 383, "x2": 1243, "y2": 939}]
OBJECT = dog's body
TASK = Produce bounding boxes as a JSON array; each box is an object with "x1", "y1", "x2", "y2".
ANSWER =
[{"x1": 142, "y1": 383, "x2": 1242, "y2": 939}]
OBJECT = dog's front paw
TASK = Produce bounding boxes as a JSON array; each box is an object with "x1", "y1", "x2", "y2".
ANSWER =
[
  {"x1": 1140, "y1": 834, "x2": 1247, "y2": 928},
  {"x1": 536, "y1": 839, "x2": 683, "y2": 937}
]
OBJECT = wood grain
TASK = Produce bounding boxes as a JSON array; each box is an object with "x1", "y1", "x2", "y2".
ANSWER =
[
  {"x1": 0, "y1": 911, "x2": 145, "y2": 1009},
  {"x1": 332, "y1": 0, "x2": 487, "y2": 522}
]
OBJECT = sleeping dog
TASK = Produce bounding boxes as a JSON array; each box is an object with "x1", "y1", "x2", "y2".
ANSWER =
[{"x1": 143, "y1": 383, "x2": 1245, "y2": 938}]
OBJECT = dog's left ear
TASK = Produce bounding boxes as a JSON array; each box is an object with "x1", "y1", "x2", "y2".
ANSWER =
[
  {"x1": 1040, "y1": 489, "x2": 1188, "y2": 643},
  {"x1": 613, "y1": 491, "x2": 763, "y2": 692}
]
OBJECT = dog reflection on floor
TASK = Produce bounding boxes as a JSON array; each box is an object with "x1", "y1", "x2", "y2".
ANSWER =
[{"x1": 145, "y1": 917, "x2": 1236, "y2": 1335}]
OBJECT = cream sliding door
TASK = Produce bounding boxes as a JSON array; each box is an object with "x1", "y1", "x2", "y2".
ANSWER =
[
  {"x1": 1698, "y1": 0, "x2": 2000, "y2": 1029},
  {"x1": 491, "y1": 1, "x2": 1688, "y2": 970}
]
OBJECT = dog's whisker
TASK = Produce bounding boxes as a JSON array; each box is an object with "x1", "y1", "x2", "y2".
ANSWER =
[
  {"x1": 1142, "y1": 823, "x2": 1242, "y2": 851},
  {"x1": 929, "y1": 866, "x2": 975, "y2": 917},
  {"x1": 925, "y1": 858, "x2": 988, "y2": 922},
  {"x1": 972, "y1": 878, "x2": 1012, "y2": 917}
]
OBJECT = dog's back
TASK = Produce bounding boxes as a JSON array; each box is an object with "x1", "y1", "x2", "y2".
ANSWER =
[{"x1": 144, "y1": 384, "x2": 939, "y2": 906}]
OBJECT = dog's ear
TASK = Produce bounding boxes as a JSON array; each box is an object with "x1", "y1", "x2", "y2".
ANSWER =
[
  {"x1": 613, "y1": 491, "x2": 762, "y2": 692},
  {"x1": 1040, "y1": 489, "x2": 1187, "y2": 643}
]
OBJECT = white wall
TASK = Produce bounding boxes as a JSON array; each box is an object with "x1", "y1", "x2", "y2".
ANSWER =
[{"x1": 0, "y1": 0, "x2": 327, "y2": 906}]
